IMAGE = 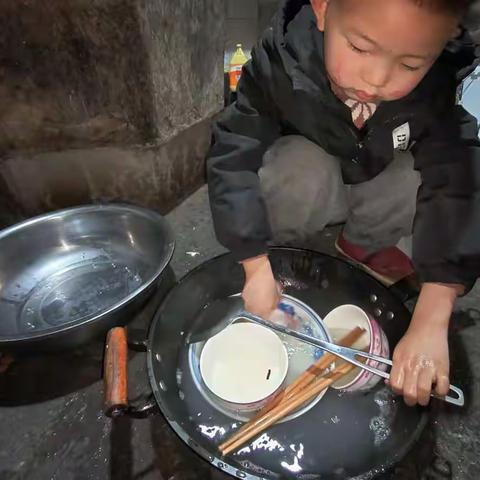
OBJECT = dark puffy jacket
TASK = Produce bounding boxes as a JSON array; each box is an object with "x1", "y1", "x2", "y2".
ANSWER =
[{"x1": 207, "y1": 0, "x2": 480, "y2": 287}]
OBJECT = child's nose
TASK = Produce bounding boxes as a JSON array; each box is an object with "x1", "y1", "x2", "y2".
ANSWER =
[{"x1": 362, "y1": 62, "x2": 392, "y2": 89}]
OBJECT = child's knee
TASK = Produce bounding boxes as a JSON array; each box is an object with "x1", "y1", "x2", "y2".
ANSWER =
[{"x1": 261, "y1": 135, "x2": 341, "y2": 185}]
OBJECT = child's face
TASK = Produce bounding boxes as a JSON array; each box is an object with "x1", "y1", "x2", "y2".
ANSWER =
[{"x1": 312, "y1": 0, "x2": 459, "y2": 102}]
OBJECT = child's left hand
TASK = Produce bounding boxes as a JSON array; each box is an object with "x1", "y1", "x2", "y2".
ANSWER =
[
  {"x1": 389, "y1": 322, "x2": 450, "y2": 406},
  {"x1": 388, "y1": 282, "x2": 463, "y2": 406}
]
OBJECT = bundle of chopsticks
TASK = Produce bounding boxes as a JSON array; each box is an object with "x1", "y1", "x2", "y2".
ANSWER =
[{"x1": 219, "y1": 326, "x2": 366, "y2": 456}]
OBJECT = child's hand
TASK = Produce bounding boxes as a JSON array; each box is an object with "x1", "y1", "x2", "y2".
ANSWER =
[
  {"x1": 390, "y1": 323, "x2": 449, "y2": 406},
  {"x1": 241, "y1": 254, "x2": 281, "y2": 319},
  {"x1": 388, "y1": 282, "x2": 462, "y2": 406}
]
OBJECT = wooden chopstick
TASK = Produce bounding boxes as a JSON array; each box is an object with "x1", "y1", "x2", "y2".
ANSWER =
[
  {"x1": 220, "y1": 361, "x2": 357, "y2": 456},
  {"x1": 279, "y1": 326, "x2": 365, "y2": 400},
  {"x1": 219, "y1": 326, "x2": 366, "y2": 452}
]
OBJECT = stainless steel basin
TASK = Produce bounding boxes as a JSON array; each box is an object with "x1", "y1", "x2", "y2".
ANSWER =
[{"x1": 0, "y1": 204, "x2": 174, "y2": 351}]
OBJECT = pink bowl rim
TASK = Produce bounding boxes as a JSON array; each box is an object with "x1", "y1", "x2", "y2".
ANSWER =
[{"x1": 324, "y1": 304, "x2": 379, "y2": 390}]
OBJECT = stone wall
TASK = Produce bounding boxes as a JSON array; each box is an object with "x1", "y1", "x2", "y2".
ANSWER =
[
  {"x1": 0, "y1": 119, "x2": 212, "y2": 217},
  {"x1": 141, "y1": 0, "x2": 224, "y2": 142},
  {"x1": 0, "y1": 0, "x2": 225, "y2": 225}
]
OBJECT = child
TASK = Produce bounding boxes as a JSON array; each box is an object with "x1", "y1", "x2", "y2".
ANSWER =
[{"x1": 207, "y1": 0, "x2": 480, "y2": 406}]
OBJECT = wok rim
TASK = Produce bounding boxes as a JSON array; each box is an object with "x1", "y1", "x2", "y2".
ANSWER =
[{"x1": 0, "y1": 203, "x2": 175, "y2": 344}]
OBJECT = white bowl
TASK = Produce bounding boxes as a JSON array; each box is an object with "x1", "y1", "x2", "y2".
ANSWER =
[{"x1": 199, "y1": 322, "x2": 289, "y2": 410}]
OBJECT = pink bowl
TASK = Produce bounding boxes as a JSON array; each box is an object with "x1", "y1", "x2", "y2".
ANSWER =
[{"x1": 323, "y1": 304, "x2": 390, "y2": 391}]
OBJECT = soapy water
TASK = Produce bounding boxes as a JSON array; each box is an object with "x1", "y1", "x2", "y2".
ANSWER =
[
  {"x1": 16, "y1": 259, "x2": 144, "y2": 332},
  {"x1": 277, "y1": 275, "x2": 309, "y2": 291},
  {"x1": 369, "y1": 416, "x2": 392, "y2": 446},
  {"x1": 281, "y1": 456, "x2": 302, "y2": 474},
  {"x1": 237, "y1": 438, "x2": 308, "y2": 477},
  {"x1": 237, "y1": 433, "x2": 285, "y2": 455},
  {"x1": 374, "y1": 388, "x2": 397, "y2": 413},
  {"x1": 369, "y1": 388, "x2": 397, "y2": 446},
  {"x1": 271, "y1": 301, "x2": 326, "y2": 376},
  {"x1": 198, "y1": 424, "x2": 226, "y2": 440}
]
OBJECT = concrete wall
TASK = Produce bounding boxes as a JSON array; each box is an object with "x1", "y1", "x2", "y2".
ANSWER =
[
  {"x1": 0, "y1": 119, "x2": 212, "y2": 218},
  {"x1": 0, "y1": 0, "x2": 225, "y2": 226},
  {"x1": 141, "y1": 0, "x2": 225, "y2": 142},
  {"x1": 0, "y1": 0, "x2": 155, "y2": 154}
]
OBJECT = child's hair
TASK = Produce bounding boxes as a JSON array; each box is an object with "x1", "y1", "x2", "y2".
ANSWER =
[{"x1": 412, "y1": 0, "x2": 472, "y2": 16}]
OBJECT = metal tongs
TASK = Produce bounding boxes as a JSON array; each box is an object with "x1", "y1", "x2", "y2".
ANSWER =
[{"x1": 187, "y1": 297, "x2": 464, "y2": 407}]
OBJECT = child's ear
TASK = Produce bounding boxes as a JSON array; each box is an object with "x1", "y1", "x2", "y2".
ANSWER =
[{"x1": 311, "y1": 0, "x2": 329, "y2": 32}]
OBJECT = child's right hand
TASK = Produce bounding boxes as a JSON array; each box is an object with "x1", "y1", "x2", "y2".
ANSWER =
[{"x1": 241, "y1": 254, "x2": 281, "y2": 319}]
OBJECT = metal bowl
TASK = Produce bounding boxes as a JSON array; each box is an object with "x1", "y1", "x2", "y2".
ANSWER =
[{"x1": 0, "y1": 204, "x2": 174, "y2": 352}]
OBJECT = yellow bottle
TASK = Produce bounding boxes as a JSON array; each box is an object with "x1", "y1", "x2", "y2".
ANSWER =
[{"x1": 229, "y1": 44, "x2": 248, "y2": 93}]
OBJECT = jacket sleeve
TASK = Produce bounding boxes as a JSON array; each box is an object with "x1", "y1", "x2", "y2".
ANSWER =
[
  {"x1": 412, "y1": 104, "x2": 480, "y2": 288},
  {"x1": 207, "y1": 40, "x2": 281, "y2": 261}
]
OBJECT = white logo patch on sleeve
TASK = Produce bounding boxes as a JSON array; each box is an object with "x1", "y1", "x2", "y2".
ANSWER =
[{"x1": 392, "y1": 122, "x2": 410, "y2": 151}]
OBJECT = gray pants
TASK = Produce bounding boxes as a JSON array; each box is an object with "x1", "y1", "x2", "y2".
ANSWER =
[{"x1": 259, "y1": 135, "x2": 421, "y2": 253}]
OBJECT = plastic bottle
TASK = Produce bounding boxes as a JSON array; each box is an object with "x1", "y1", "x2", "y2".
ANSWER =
[{"x1": 228, "y1": 43, "x2": 248, "y2": 93}]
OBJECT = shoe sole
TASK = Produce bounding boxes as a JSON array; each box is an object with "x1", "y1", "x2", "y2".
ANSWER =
[{"x1": 335, "y1": 240, "x2": 395, "y2": 287}]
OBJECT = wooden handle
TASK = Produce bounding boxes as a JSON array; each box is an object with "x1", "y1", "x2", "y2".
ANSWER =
[{"x1": 104, "y1": 327, "x2": 128, "y2": 416}]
